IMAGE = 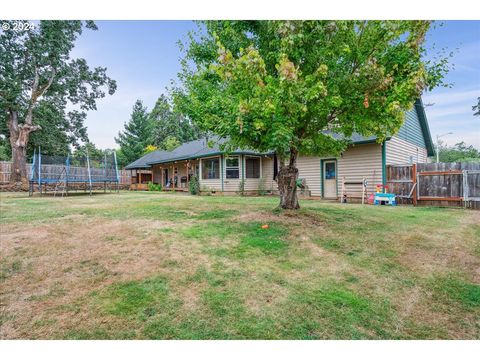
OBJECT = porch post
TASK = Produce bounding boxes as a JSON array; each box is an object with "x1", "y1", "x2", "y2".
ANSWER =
[{"x1": 186, "y1": 161, "x2": 189, "y2": 190}]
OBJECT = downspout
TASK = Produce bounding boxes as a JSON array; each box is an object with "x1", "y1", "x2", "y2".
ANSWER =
[{"x1": 381, "y1": 141, "x2": 387, "y2": 186}]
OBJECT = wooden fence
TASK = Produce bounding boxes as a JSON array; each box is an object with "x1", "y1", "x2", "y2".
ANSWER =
[
  {"x1": 386, "y1": 162, "x2": 480, "y2": 209},
  {"x1": 0, "y1": 161, "x2": 132, "y2": 185}
]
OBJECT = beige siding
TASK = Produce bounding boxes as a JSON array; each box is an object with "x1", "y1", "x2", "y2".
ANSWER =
[
  {"x1": 261, "y1": 156, "x2": 277, "y2": 191},
  {"x1": 297, "y1": 156, "x2": 322, "y2": 196},
  {"x1": 337, "y1": 143, "x2": 382, "y2": 197},
  {"x1": 221, "y1": 155, "x2": 276, "y2": 193},
  {"x1": 386, "y1": 136, "x2": 428, "y2": 165},
  {"x1": 243, "y1": 155, "x2": 263, "y2": 191}
]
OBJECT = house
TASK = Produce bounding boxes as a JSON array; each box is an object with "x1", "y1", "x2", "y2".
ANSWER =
[{"x1": 125, "y1": 99, "x2": 434, "y2": 199}]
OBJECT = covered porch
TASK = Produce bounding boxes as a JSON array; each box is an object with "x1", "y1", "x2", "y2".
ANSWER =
[{"x1": 151, "y1": 159, "x2": 199, "y2": 192}]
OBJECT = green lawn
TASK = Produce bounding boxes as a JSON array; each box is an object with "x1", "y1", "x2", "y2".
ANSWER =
[{"x1": 1, "y1": 191, "x2": 479, "y2": 339}]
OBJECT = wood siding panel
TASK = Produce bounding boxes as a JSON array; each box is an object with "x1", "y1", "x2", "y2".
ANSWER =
[
  {"x1": 261, "y1": 156, "x2": 277, "y2": 191},
  {"x1": 396, "y1": 107, "x2": 426, "y2": 148},
  {"x1": 386, "y1": 136, "x2": 428, "y2": 165},
  {"x1": 337, "y1": 143, "x2": 382, "y2": 196},
  {"x1": 297, "y1": 156, "x2": 321, "y2": 196}
]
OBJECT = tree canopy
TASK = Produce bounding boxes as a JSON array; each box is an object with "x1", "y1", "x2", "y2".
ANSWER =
[
  {"x1": 174, "y1": 20, "x2": 450, "y2": 208},
  {"x1": 148, "y1": 94, "x2": 202, "y2": 151},
  {"x1": 0, "y1": 20, "x2": 117, "y2": 182}
]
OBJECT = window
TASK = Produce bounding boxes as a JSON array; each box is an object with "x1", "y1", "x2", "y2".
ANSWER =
[
  {"x1": 202, "y1": 158, "x2": 220, "y2": 179},
  {"x1": 246, "y1": 157, "x2": 260, "y2": 178},
  {"x1": 325, "y1": 162, "x2": 336, "y2": 179},
  {"x1": 225, "y1": 156, "x2": 239, "y2": 179}
]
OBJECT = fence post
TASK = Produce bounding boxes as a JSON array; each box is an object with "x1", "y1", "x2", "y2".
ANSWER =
[
  {"x1": 463, "y1": 170, "x2": 468, "y2": 208},
  {"x1": 412, "y1": 163, "x2": 417, "y2": 206}
]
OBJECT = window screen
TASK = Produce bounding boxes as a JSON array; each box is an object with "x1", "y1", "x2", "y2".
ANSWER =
[
  {"x1": 202, "y1": 158, "x2": 220, "y2": 179},
  {"x1": 246, "y1": 157, "x2": 260, "y2": 178},
  {"x1": 225, "y1": 157, "x2": 239, "y2": 179}
]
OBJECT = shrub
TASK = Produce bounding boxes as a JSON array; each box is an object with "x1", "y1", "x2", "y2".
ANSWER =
[
  {"x1": 257, "y1": 177, "x2": 267, "y2": 196},
  {"x1": 147, "y1": 182, "x2": 162, "y2": 191},
  {"x1": 189, "y1": 175, "x2": 200, "y2": 195},
  {"x1": 237, "y1": 179, "x2": 245, "y2": 196}
]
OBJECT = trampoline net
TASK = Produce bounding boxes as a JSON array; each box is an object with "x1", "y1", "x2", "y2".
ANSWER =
[{"x1": 30, "y1": 151, "x2": 119, "y2": 183}]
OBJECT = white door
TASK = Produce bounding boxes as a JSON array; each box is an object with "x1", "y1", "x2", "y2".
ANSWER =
[{"x1": 323, "y1": 161, "x2": 337, "y2": 198}]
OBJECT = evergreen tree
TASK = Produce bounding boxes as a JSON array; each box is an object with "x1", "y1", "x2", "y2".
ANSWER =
[
  {"x1": 149, "y1": 95, "x2": 201, "y2": 150},
  {"x1": 115, "y1": 100, "x2": 151, "y2": 165}
]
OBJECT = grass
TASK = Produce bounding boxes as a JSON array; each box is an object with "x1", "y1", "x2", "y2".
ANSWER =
[{"x1": 0, "y1": 191, "x2": 479, "y2": 339}]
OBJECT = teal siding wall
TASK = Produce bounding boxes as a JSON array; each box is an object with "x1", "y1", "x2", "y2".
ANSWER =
[{"x1": 396, "y1": 107, "x2": 426, "y2": 148}]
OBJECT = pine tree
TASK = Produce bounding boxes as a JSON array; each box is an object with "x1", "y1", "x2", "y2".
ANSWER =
[{"x1": 115, "y1": 100, "x2": 151, "y2": 165}]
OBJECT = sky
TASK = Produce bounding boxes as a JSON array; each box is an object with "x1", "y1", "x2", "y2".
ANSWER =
[{"x1": 70, "y1": 20, "x2": 480, "y2": 149}]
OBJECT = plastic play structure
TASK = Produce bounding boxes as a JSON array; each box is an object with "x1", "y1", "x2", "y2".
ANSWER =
[
  {"x1": 373, "y1": 184, "x2": 397, "y2": 206},
  {"x1": 29, "y1": 148, "x2": 119, "y2": 196}
]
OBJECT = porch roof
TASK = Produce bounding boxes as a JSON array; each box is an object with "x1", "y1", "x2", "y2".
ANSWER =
[{"x1": 124, "y1": 150, "x2": 172, "y2": 170}]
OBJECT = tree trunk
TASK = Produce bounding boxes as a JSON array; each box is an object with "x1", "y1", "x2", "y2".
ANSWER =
[
  {"x1": 277, "y1": 148, "x2": 300, "y2": 209},
  {"x1": 7, "y1": 110, "x2": 40, "y2": 183}
]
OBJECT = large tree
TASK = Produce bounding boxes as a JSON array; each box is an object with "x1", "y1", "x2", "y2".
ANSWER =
[
  {"x1": 175, "y1": 20, "x2": 449, "y2": 209},
  {"x1": 148, "y1": 94, "x2": 202, "y2": 150},
  {"x1": 115, "y1": 99, "x2": 151, "y2": 166},
  {"x1": 0, "y1": 20, "x2": 117, "y2": 183}
]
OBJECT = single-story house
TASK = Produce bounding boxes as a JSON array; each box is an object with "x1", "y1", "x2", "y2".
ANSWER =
[{"x1": 125, "y1": 99, "x2": 434, "y2": 199}]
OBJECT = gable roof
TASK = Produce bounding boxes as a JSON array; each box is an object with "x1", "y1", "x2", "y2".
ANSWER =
[
  {"x1": 414, "y1": 98, "x2": 435, "y2": 156},
  {"x1": 327, "y1": 98, "x2": 434, "y2": 155}
]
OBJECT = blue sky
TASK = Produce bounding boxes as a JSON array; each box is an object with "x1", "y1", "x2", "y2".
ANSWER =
[{"x1": 71, "y1": 20, "x2": 480, "y2": 149}]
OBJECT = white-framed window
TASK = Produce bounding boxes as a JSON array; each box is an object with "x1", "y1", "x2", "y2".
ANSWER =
[
  {"x1": 225, "y1": 156, "x2": 240, "y2": 179},
  {"x1": 245, "y1": 156, "x2": 261, "y2": 179},
  {"x1": 201, "y1": 157, "x2": 220, "y2": 179}
]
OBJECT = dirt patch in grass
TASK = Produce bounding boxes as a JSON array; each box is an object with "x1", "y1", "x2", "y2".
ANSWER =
[
  {"x1": 1, "y1": 192, "x2": 479, "y2": 339},
  {"x1": 0, "y1": 214, "x2": 207, "y2": 339}
]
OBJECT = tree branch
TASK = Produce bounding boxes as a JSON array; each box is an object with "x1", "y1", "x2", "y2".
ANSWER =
[{"x1": 25, "y1": 67, "x2": 56, "y2": 125}]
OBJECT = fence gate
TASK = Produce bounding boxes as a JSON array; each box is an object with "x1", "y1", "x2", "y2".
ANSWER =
[{"x1": 386, "y1": 162, "x2": 480, "y2": 209}]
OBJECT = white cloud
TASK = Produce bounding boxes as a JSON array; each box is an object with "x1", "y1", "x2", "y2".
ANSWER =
[{"x1": 423, "y1": 88, "x2": 479, "y2": 106}]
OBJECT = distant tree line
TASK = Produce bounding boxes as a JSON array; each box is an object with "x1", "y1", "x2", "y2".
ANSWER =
[{"x1": 435, "y1": 141, "x2": 480, "y2": 163}]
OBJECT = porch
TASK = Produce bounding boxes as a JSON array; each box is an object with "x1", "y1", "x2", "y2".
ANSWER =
[{"x1": 151, "y1": 159, "x2": 199, "y2": 192}]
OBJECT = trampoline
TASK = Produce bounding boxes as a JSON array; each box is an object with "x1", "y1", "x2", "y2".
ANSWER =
[{"x1": 29, "y1": 148, "x2": 120, "y2": 196}]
